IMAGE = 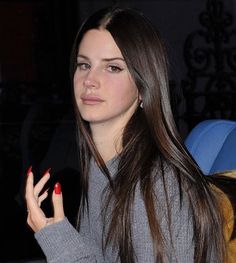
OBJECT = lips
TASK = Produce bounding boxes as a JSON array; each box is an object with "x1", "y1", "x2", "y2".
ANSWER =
[{"x1": 81, "y1": 95, "x2": 104, "y2": 105}]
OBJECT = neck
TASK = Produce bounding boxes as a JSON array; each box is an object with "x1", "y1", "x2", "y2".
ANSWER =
[{"x1": 90, "y1": 122, "x2": 123, "y2": 163}]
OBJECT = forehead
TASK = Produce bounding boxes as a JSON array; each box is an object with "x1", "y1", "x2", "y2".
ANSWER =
[{"x1": 78, "y1": 29, "x2": 123, "y2": 57}]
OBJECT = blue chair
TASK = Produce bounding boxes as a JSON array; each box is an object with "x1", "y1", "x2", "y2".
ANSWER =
[{"x1": 184, "y1": 119, "x2": 236, "y2": 175}]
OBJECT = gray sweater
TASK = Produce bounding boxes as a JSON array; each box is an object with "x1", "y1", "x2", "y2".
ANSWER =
[{"x1": 35, "y1": 158, "x2": 194, "y2": 262}]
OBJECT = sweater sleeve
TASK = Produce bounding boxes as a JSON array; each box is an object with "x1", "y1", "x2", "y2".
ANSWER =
[{"x1": 34, "y1": 218, "x2": 100, "y2": 263}]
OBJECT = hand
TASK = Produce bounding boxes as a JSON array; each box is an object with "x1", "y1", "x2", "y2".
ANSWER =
[{"x1": 25, "y1": 167, "x2": 65, "y2": 232}]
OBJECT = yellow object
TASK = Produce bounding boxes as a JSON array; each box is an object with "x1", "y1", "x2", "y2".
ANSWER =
[{"x1": 213, "y1": 171, "x2": 236, "y2": 263}]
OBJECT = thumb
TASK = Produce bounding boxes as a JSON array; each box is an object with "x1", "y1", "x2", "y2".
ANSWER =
[{"x1": 52, "y1": 182, "x2": 65, "y2": 222}]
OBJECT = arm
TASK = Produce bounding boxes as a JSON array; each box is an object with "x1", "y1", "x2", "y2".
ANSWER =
[
  {"x1": 35, "y1": 218, "x2": 98, "y2": 263},
  {"x1": 25, "y1": 169, "x2": 102, "y2": 263}
]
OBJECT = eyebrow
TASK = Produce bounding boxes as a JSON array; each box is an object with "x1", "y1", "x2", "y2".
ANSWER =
[{"x1": 77, "y1": 54, "x2": 125, "y2": 62}]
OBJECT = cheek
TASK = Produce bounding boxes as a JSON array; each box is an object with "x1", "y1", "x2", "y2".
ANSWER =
[
  {"x1": 118, "y1": 84, "x2": 138, "y2": 102},
  {"x1": 110, "y1": 87, "x2": 138, "y2": 109},
  {"x1": 73, "y1": 73, "x2": 83, "y2": 95},
  {"x1": 73, "y1": 71, "x2": 80, "y2": 87},
  {"x1": 111, "y1": 75, "x2": 138, "y2": 98},
  {"x1": 73, "y1": 77, "x2": 83, "y2": 110}
]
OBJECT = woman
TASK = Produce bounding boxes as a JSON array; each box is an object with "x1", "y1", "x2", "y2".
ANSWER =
[{"x1": 25, "y1": 6, "x2": 228, "y2": 262}]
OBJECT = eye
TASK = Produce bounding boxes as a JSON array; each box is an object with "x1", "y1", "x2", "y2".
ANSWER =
[
  {"x1": 76, "y1": 62, "x2": 90, "y2": 70},
  {"x1": 107, "y1": 65, "x2": 123, "y2": 73}
]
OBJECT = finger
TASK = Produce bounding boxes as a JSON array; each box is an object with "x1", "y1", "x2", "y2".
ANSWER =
[
  {"x1": 25, "y1": 166, "x2": 34, "y2": 197},
  {"x1": 26, "y1": 192, "x2": 48, "y2": 232},
  {"x1": 34, "y1": 168, "x2": 51, "y2": 197},
  {"x1": 25, "y1": 170, "x2": 45, "y2": 210},
  {"x1": 25, "y1": 169, "x2": 47, "y2": 226},
  {"x1": 27, "y1": 189, "x2": 49, "y2": 232},
  {"x1": 52, "y1": 182, "x2": 65, "y2": 222},
  {"x1": 38, "y1": 189, "x2": 49, "y2": 207},
  {"x1": 25, "y1": 171, "x2": 37, "y2": 209}
]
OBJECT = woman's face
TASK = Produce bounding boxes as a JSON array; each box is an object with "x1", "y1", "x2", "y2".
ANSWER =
[{"x1": 73, "y1": 29, "x2": 139, "y2": 129}]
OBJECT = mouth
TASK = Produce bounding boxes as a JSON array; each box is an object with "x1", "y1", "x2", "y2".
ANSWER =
[{"x1": 81, "y1": 95, "x2": 104, "y2": 105}]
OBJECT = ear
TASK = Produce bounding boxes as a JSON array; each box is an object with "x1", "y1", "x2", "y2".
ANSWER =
[
  {"x1": 138, "y1": 93, "x2": 142, "y2": 102},
  {"x1": 138, "y1": 93, "x2": 143, "y2": 108}
]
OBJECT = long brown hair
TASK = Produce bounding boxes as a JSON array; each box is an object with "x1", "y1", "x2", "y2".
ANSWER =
[{"x1": 70, "y1": 6, "x2": 227, "y2": 262}]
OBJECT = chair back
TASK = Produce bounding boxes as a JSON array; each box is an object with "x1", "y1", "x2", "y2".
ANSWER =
[{"x1": 185, "y1": 119, "x2": 236, "y2": 175}]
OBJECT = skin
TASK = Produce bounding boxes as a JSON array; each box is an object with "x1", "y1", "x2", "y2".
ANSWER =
[
  {"x1": 74, "y1": 29, "x2": 139, "y2": 161},
  {"x1": 25, "y1": 29, "x2": 140, "y2": 232}
]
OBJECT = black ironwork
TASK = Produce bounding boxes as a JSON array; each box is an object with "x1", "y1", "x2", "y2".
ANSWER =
[{"x1": 183, "y1": 0, "x2": 236, "y2": 131}]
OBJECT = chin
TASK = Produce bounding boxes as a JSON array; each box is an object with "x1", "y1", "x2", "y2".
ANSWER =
[{"x1": 80, "y1": 114, "x2": 99, "y2": 123}]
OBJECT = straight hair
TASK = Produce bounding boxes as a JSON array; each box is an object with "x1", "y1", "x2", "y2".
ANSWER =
[{"x1": 70, "y1": 6, "x2": 227, "y2": 262}]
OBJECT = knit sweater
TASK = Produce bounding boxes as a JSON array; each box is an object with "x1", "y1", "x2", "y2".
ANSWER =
[{"x1": 35, "y1": 157, "x2": 194, "y2": 262}]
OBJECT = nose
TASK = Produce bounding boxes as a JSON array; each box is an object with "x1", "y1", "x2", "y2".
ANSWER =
[{"x1": 83, "y1": 68, "x2": 99, "y2": 89}]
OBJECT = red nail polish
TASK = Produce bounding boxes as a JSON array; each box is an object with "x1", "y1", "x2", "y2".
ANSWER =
[
  {"x1": 27, "y1": 166, "x2": 32, "y2": 176},
  {"x1": 54, "y1": 182, "x2": 61, "y2": 194},
  {"x1": 43, "y1": 168, "x2": 51, "y2": 177}
]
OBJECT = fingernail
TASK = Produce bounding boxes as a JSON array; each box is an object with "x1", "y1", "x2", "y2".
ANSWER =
[
  {"x1": 54, "y1": 182, "x2": 61, "y2": 194},
  {"x1": 43, "y1": 168, "x2": 51, "y2": 177},
  {"x1": 27, "y1": 165, "x2": 32, "y2": 176}
]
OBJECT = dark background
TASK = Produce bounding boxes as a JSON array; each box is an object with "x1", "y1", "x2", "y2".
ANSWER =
[{"x1": 0, "y1": 0, "x2": 235, "y2": 262}]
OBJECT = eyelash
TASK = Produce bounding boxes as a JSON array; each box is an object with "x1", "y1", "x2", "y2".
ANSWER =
[
  {"x1": 76, "y1": 62, "x2": 123, "y2": 73},
  {"x1": 76, "y1": 62, "x2": 90, "y2": 70},
  {"x1": 107, "y1": 65, "x2": 123, "y2": 73}
]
